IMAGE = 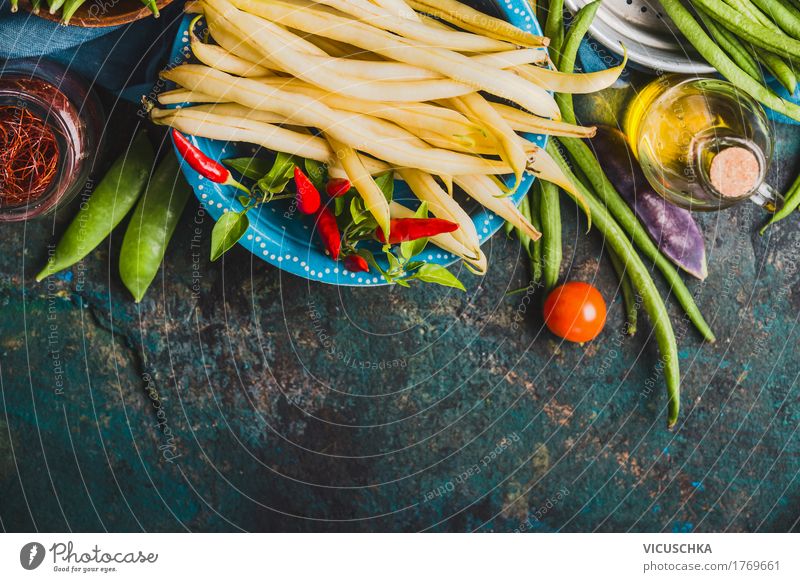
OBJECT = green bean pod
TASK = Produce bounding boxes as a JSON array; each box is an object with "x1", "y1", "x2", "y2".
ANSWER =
[
  {"x1": 36, "y1": 131, "x2": 154, "y2": 282},
  {"x1": 547, "y1": 141, "x2": 681, "y2": 428},
  {"x1": 551, "y1": 0, "x2": 713, "y2": 342},
  {"x1": 31, "y1": 0, "x2": 41, "y2": 13},
  {"x1": 528, "y1": 184, "x2": 543, "y2": 286},
  {"x1": 660, "y1": 0, "x2": 800, "y2": 121},
  {"x1": 544, "y1": 0, "x2": 565, "y2": 64},
  {"x1": 726, "y1": 0, "x2": 781, "y2": 30},
  {"x1": 691, "y1": 0, "x2": 800, "y2": 60},
  {"x1": 749, "y1": 0, "x2": 800, "y2": 38},
  {"x1": 553, "y1": 0, "x2": 602, "y2": 125},
  {"x1": 760, "y1": 171, "x2": 800, "y2": 234},
  {"x1": 119, "y1": 153, "x2": 191, "y2": 302},
  {"x1": 515, "y1": 189, "x2": 534, "y2": 257},
  {"x1": 557, "y1": 135, "x2": 716, "y2": 343},
  {"x1": 608, "y1": 249, "x2": 638, "y2": 336},
  {"x1": 540, "y1": 180, "x2": 561, "y2": 292},
  {"x1": 696, "y1": 8, "x2": 761, "y2": 80}
]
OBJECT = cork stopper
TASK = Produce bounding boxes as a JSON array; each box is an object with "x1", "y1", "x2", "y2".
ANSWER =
[{"x1": 709, "y1": 146, "x2": 760, "y2": 198}]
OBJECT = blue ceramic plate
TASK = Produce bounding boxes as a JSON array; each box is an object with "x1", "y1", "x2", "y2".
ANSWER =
[{"x1": 167, "y1": 0, "x2": 545, "y2": 286}]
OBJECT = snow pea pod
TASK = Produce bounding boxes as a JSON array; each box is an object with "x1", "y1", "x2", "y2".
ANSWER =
[
  {"x1": 36, "y1": 131, "x2": 154, "y2": 282},
  {"x1": 119, "y1": 152, "x2": 191, "y2": 302}
]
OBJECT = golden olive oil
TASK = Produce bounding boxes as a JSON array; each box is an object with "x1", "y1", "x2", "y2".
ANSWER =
[{"x1": 623, "y1": 75, "x2": 774, "y2": 210}]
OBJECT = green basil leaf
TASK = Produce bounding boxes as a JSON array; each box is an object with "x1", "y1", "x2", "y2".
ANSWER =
[
  {"x1": 334, "y1": 195, "x2": 348, "y2": 216},
  {"x1": 400, "y1": 240, "x2": 413, "y2": 260},
  {"x1": 358, "y1": 249, "x2": 388, "y2": 279},
  {"x1": 224, "y1": 157, "x2": 272, "y2": 180},
  {"x1": 350, "y1": 197, "x2": 371, "y2": 224},
  {"x1": 404, "y1": 261, "x2": 424, "y2": 272},
  {"x1": 401, "y1": 237, "x2": 428, "y2": 260},
  {"x1": 412, "y1": 263, "x2": 466, "y2": 291},
  {"x1": 210, "y1": 211, "x2": 249, "y2": 262},
  {"x1": 374, "y1": 171, "x2": 394, "y2": 203},
  {"x1": 304, "y1": 159, "x2": 328, "y2": 190},
  {"x1": 258, "y1": 152, "x2": 297, "y2": 194},
  {"x1": 385, "y1": 251, "x2": 404, "y2": 275}
]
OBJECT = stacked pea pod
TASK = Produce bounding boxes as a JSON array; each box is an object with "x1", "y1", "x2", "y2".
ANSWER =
[
  {"x1": 506, "y1": 0, "x2": 717, "y2": 429},
  {"x1": 36, "y1": 130, "x2": 192, "y2": 303},
  {"x1": 11, "y1": 0, "x2": 161, "y2": 25}
]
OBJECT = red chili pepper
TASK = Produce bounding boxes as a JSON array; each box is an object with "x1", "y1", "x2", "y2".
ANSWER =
[
  {"x1": 315, "y1": 205, "x2": 341, "y2": 260},
  {"x1": 376, "y1": 218, "x2": 458, "y2": 244},
  {"x1": 294, "y1": 167, "x2": 322, "y2": 214},
  {"x1": 172, "y1": 129, "x2": 248, "y2": 193},
  {"x1": 326, "y1": 178, "x2": 351, "y2": 198},
  {"x1": 343, "y1": 254, "x2": 369, "y2": 273}
]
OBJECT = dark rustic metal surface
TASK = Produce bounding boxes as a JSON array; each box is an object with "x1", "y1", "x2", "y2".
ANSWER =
[{"x1": 1, "y1": 78, "x2": 799, "y2": 532}]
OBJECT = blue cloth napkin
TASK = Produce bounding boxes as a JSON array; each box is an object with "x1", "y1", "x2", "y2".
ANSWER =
[{"x1": 0, "y1": 1, "x2": 184, "y2": 101}]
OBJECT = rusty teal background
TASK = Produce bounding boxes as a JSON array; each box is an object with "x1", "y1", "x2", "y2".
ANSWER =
[{"x1": 0, "y1": 13, "x2": 799, "y2": 532}]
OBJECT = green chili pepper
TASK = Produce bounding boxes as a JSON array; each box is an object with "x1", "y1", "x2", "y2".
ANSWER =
[
  {"x1": 119, "y1": 152, "x2": 191, "y2": 302},
  {"x1": 547, "y1": 141, "x2": 681, "y2": 428},
  {"x1": 36, "y1": 131, "x2": 154, "y2": 282}
]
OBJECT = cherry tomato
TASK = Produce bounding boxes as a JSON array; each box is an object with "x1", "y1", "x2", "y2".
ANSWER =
[{"x1": 543, "y1": 282, "x2": 607, "y2": 343}]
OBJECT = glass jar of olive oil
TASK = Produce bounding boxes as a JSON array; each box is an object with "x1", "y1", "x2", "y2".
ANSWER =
[{"x1": 624, "y1": 75, "x2": 780, "y2": 211}]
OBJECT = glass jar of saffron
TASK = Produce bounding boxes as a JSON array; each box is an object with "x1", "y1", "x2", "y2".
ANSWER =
[{"x1": 0, "y1": 59, "x2": 104, "y2": 222}]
